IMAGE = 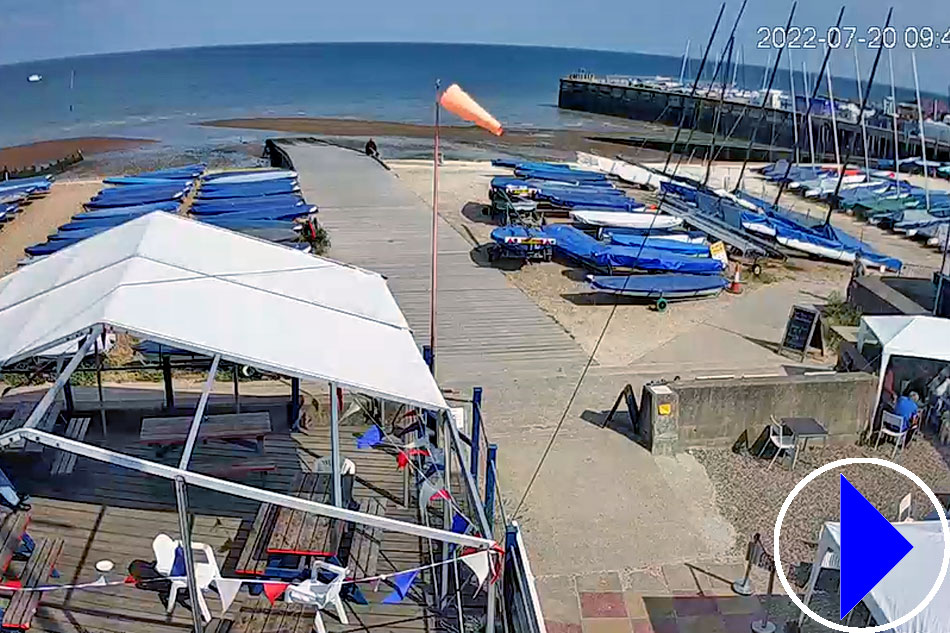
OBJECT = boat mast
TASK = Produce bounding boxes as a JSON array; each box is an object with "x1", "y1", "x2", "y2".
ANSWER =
[
  {"x1": 705, "y1": 35, "x2": 736, "y2": 186},
  {"x1": 853, "y1": 46, "x2": 871, "y2": 174},
  {"x1": 822, "y1": 7, "x2": 892, "y2": 226},
  {"x1": 660, "y1": 2, "x2": 726, "y2": 175},
  {"x1": 803, "y1": 62, "x2": 817, "y2": 164},
  {"x1": 734, "y1": 2, "x2": 798, "y2": 191},
  {"x1": 912, "y1": 52, "x2": 931, "y2": 214},
  {"x1": 825, "y1": 55, "x2": 842, "y2": 172},
  {"x1": 888, "y1": 48, "x2": 900, "y2": 192},
  {"x1": 788, "y1": 47, "x2": 800, "y2": 164},
  {"x1": 69, "y1": 69, "x2": 75, "y2": 113},
  {"x1": 770, "y1": 8, "x2": 845, "y2": 207},
  {"x1": 679, "y1": 40, "x2": 691, "y2": 86},
  {"x1": 762, "y1": 51, "x2": 772, "y2": 95}
]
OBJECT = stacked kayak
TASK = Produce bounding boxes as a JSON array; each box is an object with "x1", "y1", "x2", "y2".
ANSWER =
[
  {"x1": 0, "y1": 175, "x2": 53, "y2": 232},
  {"x1": 587, "y1": 274, "x2": 728, "y2": 300},
  {"x1": 190, "y1": 169, "x2": 314, "y2": 248},
  {"x1": 23, "y1": 167, "x2": 198, "y2": 258}
]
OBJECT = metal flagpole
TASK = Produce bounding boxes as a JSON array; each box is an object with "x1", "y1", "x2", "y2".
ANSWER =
[
  {"x1": 803, "y1": 61, "x2": 817, "y2": 164},
  {"x1": 430, "y1": 79, "x2": 441, "y2": 373}
]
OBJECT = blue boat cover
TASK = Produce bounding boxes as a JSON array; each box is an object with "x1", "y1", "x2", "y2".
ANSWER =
[
  {"x1": 104, "y1": 176, "x2": 190, "y2": 186},
  {"x1": 660, "y1": 181, "x2": 698, "y2": 203},
  {"x1": 60, "y1": 212, "x2": 165, "y2": 230},
  {"x1": 74, "y1": 201, "x2": 180, "y2": 220},
  {"x1": 604, "y1": 231, "x2": 710, "y2": 255},
  {"x1": 192, "y1": 206, "x2": 315, "y2": 222},
  {"x1": 136, "y1": 164, "x2": 206, "y2": 179},
  {"x1": 200, "y1": 218, "x2": 299, "y2": 230},
  {"x1": 588, "y1": 274, "x2": 728, "y2": 296},
  {"x1": 191, "y1": 200, "x2": 306, "y2": 216},
  {"x1": 200, "y1": 180, "x2": 297, "y2": 193},
  {"x1": 490, "y1": 226, "x2": 555, "y2": 245},
  {"x1": 543, "y1": 225, "x2": 724, "y2": 274},
  {"x1": 197, "y1": 186, "x2": 299, "y2": 200},
  {"x1": 203, "y1": 169, "x2": 289, "y2": 181},
  {"x1": 85, "y1": 191, "x2": 185, "y2": 208}
]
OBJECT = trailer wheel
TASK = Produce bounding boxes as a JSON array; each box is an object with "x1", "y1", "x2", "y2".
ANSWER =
[
  {"x1": 655, "y1": 298, "x2": 669, "y2": 313},
  {"x1": 752, "y1": 262, "x2": 763, "y2": 277}
]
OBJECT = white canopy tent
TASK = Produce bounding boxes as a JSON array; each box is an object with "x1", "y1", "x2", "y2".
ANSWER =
[
  {"x1": 857, "y1": 315, "x2": 950, "y2": 412},
  {"x1": 0, "y1": 212, "x2": 499, "y2": 632},
  {"x1": 0, "y1": 211, "x2": 445, "y2": 411},
  {"x1": 801, "y1": 521, "x2": 948, "y2": 632}
]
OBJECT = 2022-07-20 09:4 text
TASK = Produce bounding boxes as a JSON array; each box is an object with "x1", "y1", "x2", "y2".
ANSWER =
[{"x1": 756, "y1": 25, "x2": 950, "y2": 50}]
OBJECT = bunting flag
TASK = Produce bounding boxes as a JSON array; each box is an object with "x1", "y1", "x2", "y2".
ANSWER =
[
  {"x1": 451, "y1": 513, "x2": 469, "y2": 535},
  {"x1": 418, "y1": 475, "x2": 451, "y2": 511},
  {"x1": 262, "y1": 581, "x2": 288, "y2": 605},
  {"x1": 92, "y1": 576, "x2": 107, "y2": 587},
  {"x1": 462, "y1": 551, "x2": 491, "y2": 595},
  {"x1": 381, "y1": 570, "x2": 419, "y2": 604},
  {"x1": 216, "y1": 578, "x2": 243, "y2": 616},
  {"x1": 403, "y1": 435, "x2": 430, "y2": 450},
  {"x1": 439, "y1": 84, "x2": 503, "y2": 136},
  {"x1": 397, "y1": 448, "x2": 430, "y2": 470},
  {"x1": 356, "y1": 425, "x2": 383, "y2": 449}
]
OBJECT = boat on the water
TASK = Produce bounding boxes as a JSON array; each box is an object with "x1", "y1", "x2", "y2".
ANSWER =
[{"x1": 27, "y1": 74, "x2": 42, "y2": 83}]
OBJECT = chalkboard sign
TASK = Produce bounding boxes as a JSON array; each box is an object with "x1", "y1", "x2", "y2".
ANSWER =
[{"x1": 779, "y1": 305, "x2": 823, "y2": 361}]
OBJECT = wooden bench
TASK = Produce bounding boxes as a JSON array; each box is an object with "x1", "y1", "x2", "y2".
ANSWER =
[
  {"x1": 140, "y1": 412, "x2": 271, "y2": 456},
  {"x1": 346, "y1": 498, "x2": 387, "y2": 578},
  {"x1": 0, "y1": 405, "x2": 32, "y2": 435},
  {"x1": 267, "y1": 475, "x2": 342, "y2": 557},
  {"x1": 49, "y1": 417, "x2": 91, "y2": 476},
  {"x1": 0, "y1": 512, "x2": 30, "y2": 578},
  {"x1": 3, "y1": 537, "x2": 64, "y2": 630},
  {"x1": 0, "y1": 404, "x2": 61, "y2": 453},
  {"x1": 191, "y1": 458, "x2": 276, "y2": 484},
  {"x1": 235, "y1": 502, "x2": 280, "y2": 576}
]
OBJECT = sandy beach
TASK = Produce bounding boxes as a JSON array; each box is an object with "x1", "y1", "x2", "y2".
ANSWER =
[
  {"x1": 0, "y1": 180, "x2": 102, "y2": 274},
  {"x1": 0, "y1": 137, "x2": 155, "y2": 171}
]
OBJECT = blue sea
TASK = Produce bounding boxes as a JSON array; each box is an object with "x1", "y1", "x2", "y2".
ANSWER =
[
  {"x1": 0, "y1": 41, "x2": 921, "y2": 158},
  {"x1": 0, "y1": 42, "x2": 730, "y2": 149}
]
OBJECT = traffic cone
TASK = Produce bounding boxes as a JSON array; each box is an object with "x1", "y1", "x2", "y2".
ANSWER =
[{"x1": 728, "y1": 266, "x2": 743, "y2": 294}]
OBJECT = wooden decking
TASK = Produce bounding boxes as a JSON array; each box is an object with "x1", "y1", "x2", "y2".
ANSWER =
[
  {"x1": 279, "y1": 141, "x2": 589, "y2": 389},
  {"x1": 3, "y1": 396, "x2": 434, "y2": 633}
]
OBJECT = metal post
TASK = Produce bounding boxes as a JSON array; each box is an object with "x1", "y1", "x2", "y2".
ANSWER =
[
  {"x1": 471, "y1": 387, "x2": 482, "y2": 483},
  {"x1": 330, "y1": 381, "x2": 342, "y2": 506},
  {"x1": 179, "y1": 355, "x2": 220, "y2": 470},
  {"x1": 162, "y1": 355, "x2": 174, "y2": 411},
  {"x1": 440, "y1": 415, "x2": 451, "y2": 602},
  {"x1": 751, "y1": 568, "x2": 777, "y2": 633},
  {"x1": 485, "y1": 444, "x2": 498, "y2": 534},
  {"x1": 232, "y1": 364, "x2": 241, "y2": 413},
  {"x1": 290, "y1": 377, "x2": 300, "y2": 429},
  {"x1": 95, "y1": 337, "x2": 107, "y2": 439},
  {"x1": 174, "y1": 477, "x2": 204, "y2": 633}
]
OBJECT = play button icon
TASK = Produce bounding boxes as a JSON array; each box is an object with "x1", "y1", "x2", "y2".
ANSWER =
[{"x1": 840, "y1": 474, "x2": 914, "y2": 619}]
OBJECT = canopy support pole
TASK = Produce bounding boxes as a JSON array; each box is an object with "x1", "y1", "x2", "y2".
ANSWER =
[
  {"x1": 179, "y1": 355, "x2": 220, "y2": 470},
  {"x1": 440, "y1": 415, "x2": 451, "y2": 601},
  {"x1": 22, "y1": 326, "x2": 102, "y2": 431},
  {"x1": 174, "y1": 477, "x2": 204, "y2": 633},
  {"x1": 162, "y1": 355, "x2": 174, "y2": 411},
  {"x1": 95, "y1": 338, "x2": 107, "y2": 439},
  {"x1": 232, "y1": 364, "x2": 241, "y2": 414},
  {"x1": 0, "y1": 427, "x2": 494, "y2": 549},
  {"x1": 330, "y1": 382, "x2": 342, "y2": 507},
  {"x1": 290, "y1": 378, "x2": 300, "y2": 429}
]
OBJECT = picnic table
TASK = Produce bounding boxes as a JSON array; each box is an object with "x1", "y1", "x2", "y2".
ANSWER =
[
  {"x1": 140, "y1": 412, "x2": 271, "y2": 455},
  {"x1": 0, "y1": 403, "x2": 63, "y2": 454},
  {"x1": 781, "y1": 417, "x2": 829, "y2": 469},
  {"x1": 0, "y1": 509, "x2": 65, "y2": 630},
  {"x1": 236, "y1": 473, "x2": 351, "y2": 576}
]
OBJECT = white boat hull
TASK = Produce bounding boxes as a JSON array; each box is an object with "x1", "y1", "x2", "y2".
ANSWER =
[{"x1": 570, "y1": 210, "x2": 683, "y2": 230}]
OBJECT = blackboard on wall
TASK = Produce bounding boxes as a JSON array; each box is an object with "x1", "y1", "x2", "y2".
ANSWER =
[{"x1": 779, "y1": 305, "x2": 823, "y2": 360}]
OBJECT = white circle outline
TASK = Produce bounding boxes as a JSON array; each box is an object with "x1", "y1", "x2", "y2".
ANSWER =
[{"x1": 773, "y1": 457, "x2": 950, "y2": 632}]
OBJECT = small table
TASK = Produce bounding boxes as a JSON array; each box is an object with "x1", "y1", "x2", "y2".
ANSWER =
[
  {"x1": 140, "y1": 412, "x2": 271, "y2": 455},
  {"x1": 781, "y1": 417, "x2": 829, "y2": 469}
]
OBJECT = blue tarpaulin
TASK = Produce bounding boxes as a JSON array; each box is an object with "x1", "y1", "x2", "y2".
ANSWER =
[{"x1": 543, "y1": 225, "x2": 724, "y2": 274}]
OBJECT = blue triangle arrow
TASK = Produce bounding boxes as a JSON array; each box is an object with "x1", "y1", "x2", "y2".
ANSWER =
[{"x1": 840, "y1": 474, "x2": 914, "y2": 619}]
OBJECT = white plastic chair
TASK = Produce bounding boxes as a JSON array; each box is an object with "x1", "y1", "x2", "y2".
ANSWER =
[
  {"x1": 876, "y1": 411, "x2": 908, "y2": 459},
  {"x1": 152, "y1": 533, "x2": 218, "y2": 623},
  {"x1": 285, "y1": 561, "x2": 349, "y2": 633},
  {"x1": 761, "y1": 416, "x2": 796, "y2": 470}
]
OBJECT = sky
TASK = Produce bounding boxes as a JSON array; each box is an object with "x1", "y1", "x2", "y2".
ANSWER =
[{"x1": 0, "y1": 0, "x2": 947, "y2": 91}]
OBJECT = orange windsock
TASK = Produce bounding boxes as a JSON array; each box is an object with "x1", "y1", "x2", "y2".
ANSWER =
[{"x1": 439, "y1": 84, "x2": 503, "y2": 136}]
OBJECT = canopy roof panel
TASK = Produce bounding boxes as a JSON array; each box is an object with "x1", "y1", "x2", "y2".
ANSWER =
[
  {"x1": 0, "y1": 212, "x2": 445, "y2": 410},
  {"x1": 861, "y1": 315, "x2": 950, "y2": 362}
]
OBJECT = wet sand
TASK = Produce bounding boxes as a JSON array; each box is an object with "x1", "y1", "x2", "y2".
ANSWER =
[
  {"x1": 201, "y1": 116, "x2": 672, "y2": 161},
  {"x1": 0, "y1": 180, "x2": 102, "y2": 274},
  {"x1": 0, "y1": 137, "x2": 155, "y2": 171}
]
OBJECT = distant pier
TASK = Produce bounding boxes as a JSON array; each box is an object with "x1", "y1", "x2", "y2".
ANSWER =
[{"x1": 559, "y1": 75, "x2": 950, "y2": 163}]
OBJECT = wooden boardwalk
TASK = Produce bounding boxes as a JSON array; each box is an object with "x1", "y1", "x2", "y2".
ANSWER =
[
  {"x1": 277, "y1": 141, "x2": 589, "y2": 389},
  {"x1": 2, "y1": 396, "x2": 434, "y2": 633}
]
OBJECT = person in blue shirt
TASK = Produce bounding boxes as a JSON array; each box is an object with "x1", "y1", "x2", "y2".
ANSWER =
[{"x1": 893, "y1": 391, "x2": 921, "y2": 440}]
